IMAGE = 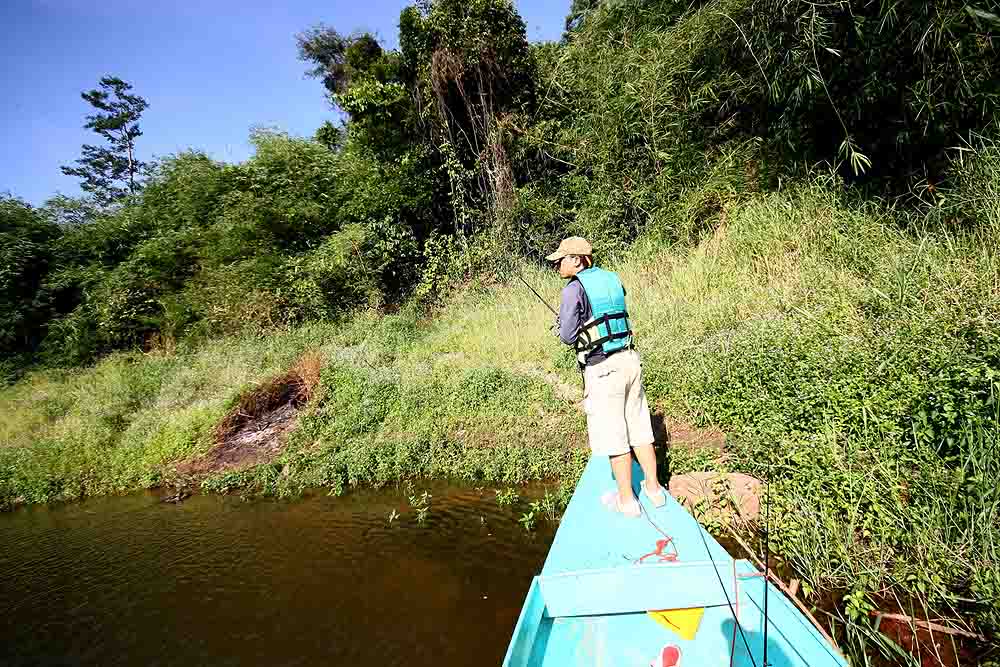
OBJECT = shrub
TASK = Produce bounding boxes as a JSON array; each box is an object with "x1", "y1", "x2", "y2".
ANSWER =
[{"x1": 0, "y1": 196, "x2": 62, "y2": 362}]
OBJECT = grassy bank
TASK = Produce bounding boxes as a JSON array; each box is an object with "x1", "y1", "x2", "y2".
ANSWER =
[
  {"x1": 2, "y1": 176, "x2": 999, "y2": 659},
  {"x1": 0, "y1": 313, "x2": 588, "y2": 507}
]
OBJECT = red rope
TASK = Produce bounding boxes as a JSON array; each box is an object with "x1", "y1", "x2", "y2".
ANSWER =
[
  {"x1": 635, "y1": 502, "x2": 745, "y2": 666},
  {"x1": 635, "y1": 537, "x2": 679, "y2": 564}
]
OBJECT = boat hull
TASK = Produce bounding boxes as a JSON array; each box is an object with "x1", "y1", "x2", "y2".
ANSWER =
[{"x1": 503, "y1": 457, "x2": 847, "y2": 667}]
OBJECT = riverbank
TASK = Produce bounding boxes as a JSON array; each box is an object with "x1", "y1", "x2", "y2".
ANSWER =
[{"x1": 2, "y1": 178, "x2": 999, "y2": 659}]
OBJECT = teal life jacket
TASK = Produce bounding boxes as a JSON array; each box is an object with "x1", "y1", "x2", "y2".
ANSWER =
[{"x1": 573, "y1": 266, "x2": 633, "y2": 365}]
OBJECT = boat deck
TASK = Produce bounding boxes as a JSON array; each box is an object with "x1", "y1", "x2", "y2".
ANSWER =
[{"x1": 504, "y1": 456, "x2": 848, "y2": 667}]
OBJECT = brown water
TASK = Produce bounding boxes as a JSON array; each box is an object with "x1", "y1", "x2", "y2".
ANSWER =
[{"x1": 0, "y1": 484, "x2": 556, "y2": 666}]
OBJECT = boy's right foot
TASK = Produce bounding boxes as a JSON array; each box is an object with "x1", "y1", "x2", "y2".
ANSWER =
[{"x1": 602, "y1": 491, "x2": 641, "y2": 518}]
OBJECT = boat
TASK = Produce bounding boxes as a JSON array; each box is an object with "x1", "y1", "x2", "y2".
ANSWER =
[{"x1": 503, "y1": 456, "x2": 849, "y2": 667}]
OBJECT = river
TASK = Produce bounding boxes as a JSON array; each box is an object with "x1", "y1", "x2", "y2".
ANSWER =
[{"x1": 0, "y1": 484, "x2": 556, "y2": 666}]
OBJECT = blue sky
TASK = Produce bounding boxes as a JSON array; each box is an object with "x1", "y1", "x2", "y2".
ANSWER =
[{"x1": 1, "y1": 0, "x2": 570, "y2": 205}]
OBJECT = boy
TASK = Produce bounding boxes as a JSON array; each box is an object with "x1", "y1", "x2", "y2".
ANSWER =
[{"x1": 547, "y1": 236, "x2": 666, "y2": 517}]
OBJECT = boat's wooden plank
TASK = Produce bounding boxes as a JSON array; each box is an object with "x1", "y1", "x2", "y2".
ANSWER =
[
  {"x1": 538, "y1": 607, "x2": 745, "y2": 667},
  {"x1": 539, "y1": 561, "x2": 735, "y2": 617},
  {"x1": 538, "y1": 600, "x2": 845, "y2": 667},
  {"x1": 542, "y1": 456, "x2": 731, "y2": 576},
  {"x1": 503, "y1": 577, "x2": 548, "y2": 667}
]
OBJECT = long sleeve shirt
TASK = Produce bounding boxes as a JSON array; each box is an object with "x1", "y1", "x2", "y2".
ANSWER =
[{"x1": 557, "y1": 279, "x2": 608, "y2": 366}]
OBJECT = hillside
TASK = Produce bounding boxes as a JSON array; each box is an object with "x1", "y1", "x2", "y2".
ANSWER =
[{"x1": 2, "y1": 0, "x2": 999, "y2": 662}]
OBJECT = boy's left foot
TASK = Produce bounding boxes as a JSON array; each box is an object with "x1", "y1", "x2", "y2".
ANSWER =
[{"x1": 601, "y1": 491, "x2": 641, "y2": 518}]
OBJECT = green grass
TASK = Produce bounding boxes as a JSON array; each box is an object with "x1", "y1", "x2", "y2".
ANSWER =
[
  {"x1": 0, "y1": 309, "x2": 589, "y2": 508},
  {"x1": 2, "y1": 172, "x2": 998, "y2": 658},
  {"x1": 0, "y1": 326, "x2": 336, "y2": 504}
]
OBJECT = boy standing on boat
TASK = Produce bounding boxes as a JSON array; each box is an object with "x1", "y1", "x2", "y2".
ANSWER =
[{"x1": 547, "y1": 236, "x2": 667, "y2": 517}]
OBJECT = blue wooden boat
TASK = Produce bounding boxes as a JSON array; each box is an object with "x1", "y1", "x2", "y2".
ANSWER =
[{"x1": 503, "y1": 457, "x2": 848, "y2": 667}]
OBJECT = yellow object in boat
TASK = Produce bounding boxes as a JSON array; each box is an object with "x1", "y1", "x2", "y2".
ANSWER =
[{"x1": 648, "y1": 607, "x2": 705, "y2": 641}]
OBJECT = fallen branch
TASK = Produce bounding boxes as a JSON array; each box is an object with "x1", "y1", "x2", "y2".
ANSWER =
[{"x1": 870, "y1": 611, "x2": 986, "y2": 642}]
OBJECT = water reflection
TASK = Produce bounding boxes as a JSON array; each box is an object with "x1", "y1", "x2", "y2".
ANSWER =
[{"x1": 0, "y1": 484, "x2": 555, "y2": 666}]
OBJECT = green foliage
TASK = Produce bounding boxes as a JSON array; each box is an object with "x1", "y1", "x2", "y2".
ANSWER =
[
  {"x1": 0, "y1": 325, "x2": 329, "y2": 508},
  {"x1": 935, "y1": 135, "x2": 1000, "y2": 227},
  {"x1": 408, "y1": 489, "x2": 432, "y2": 523},
  {"x1": 24, "y1": 128, "x2": 448, "y2": 363},
  {"x1": 509, "y1": 0, "x2": 1000, "y2": 255},
  {"x1": 413, "y1": 232, "x2": 465, "y2": 304},
  {"x1": 518, "y1": 491, "x2": 561, "y2": 531},
  {"x1": 297, "y1": 28, "x2": 390, "y2": 96},
  {"x1": 758, "y1": 0, "x2": 1000, "y2": 183},
  {"x1": 401, "y1": 0, "x2": 536, "y2": 134},
  {"x1": 50, "y1": 202, "x2": 150, "y2": 268},
  {"x1": 41, "y1": 194, "x2": 99, "y2": 228},
  {"x1": 3, "y1": 3, "x2": 1000, "y2": 662},
  {"x1": 60, "y1": 76, "x2": 148, "y2": 207},
  {"x1": 7, "y1": 0, "x2": 999, "y2": 371},
  {"x1": 563, "y1": 0, "x2": 601, "y2": 34},
  {"x1": 314, "y1": 120, "x2": 344, "y2": 152},
  {"x1": 622, "y1": 173, "x2": 1000, "y2": 642},
  {"x1": 0, "y1": 197, "x2": 62, "y2": 365},
  {"x1": 495, "y1": 487, "x2": 519, "y2": 506},
  {"x1": 3, "y1": 154, "x2": 1000, "y2": 652},
  {"x1": 513, "y1": 0, "x2": 762, "y2": 249},
  {"x1": 284, "y1": 224, "x2": 382, "y2": 319},
  {"x1": 299, "y1": 26, "x2": 420, "y2": 160},
  {"x1": 400, "y1": 0, "x2": 537, "y2": 235}
]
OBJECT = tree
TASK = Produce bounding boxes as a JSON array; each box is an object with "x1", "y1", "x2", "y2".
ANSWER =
[
  {"x1": 399, "y1": 0, "x2": 537, "y2": 233},
  {"x1": 0, "y1": 195, "x2": 63, "y2": 358},
  {"x1": 61, "y1": 76, "x2": 148, "y2": 207},
  {"x1": 296, "y1": 27, "x2": 388, "y2": 98},
  {"x1": 314, "y1": 120, "x2": 344, "y2": 151},
  {"x1": 298, "y1": 26, "x2": 422, "y2": 159},
  {"x1": 564, "y1": 0, "x2": 602, "y2": 34},
  {"x1": 41, "y1": 194, "x2": 99, "y2": 228}
]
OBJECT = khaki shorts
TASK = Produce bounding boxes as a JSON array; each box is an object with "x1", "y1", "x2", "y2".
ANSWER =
[{"x1": 582, "y1": 349, "x2": 655, "y2": 456}]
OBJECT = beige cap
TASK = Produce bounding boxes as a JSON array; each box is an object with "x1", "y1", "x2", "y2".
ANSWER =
[{"x1": 545, "y1": 236, "x2": 593, "y2": 262}]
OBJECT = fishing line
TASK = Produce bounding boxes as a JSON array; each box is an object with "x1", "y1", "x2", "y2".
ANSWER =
[
  {"x1": 695, "y1": 511, "x2": 758, "y2": 667},
  {"x1": 714, "y1": 12, "x2": 776, "y2": 664},
  {"x1": 763, "y1": 464, "x2": 771, "y2": 666}
]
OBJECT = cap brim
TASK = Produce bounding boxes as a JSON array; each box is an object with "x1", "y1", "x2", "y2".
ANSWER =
[{"x1": 545, "y1": 251, "x2": 565, "y2": 261}]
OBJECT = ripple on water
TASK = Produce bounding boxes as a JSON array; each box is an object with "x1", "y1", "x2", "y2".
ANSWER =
[{"x1": 0, "y1": 484, "x2": 556, "y2": 667}]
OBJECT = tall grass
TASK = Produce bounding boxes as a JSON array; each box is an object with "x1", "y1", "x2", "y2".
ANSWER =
[
  {"x1": 2, "y1": 151, "x2": 999, "y2": 656},
  {"x1": 0, "y1": 326, "x2": 338, "y2": 504}
]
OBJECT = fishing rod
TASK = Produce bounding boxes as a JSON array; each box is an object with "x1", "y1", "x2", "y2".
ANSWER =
[
  {"x1": 516, "y1": 271, "x2": 559, "y2": 317},
  {"x1": 716, "y1": 11, "x2": 775, "y2": 663},
  {"x1": 516, "y1": 268, "x2": 589, "y2": 387},
  {"x1": 763, "y1": 464, "x2": 771, "y2": 667},
  {"x1": 695, "y1": 515, "x2": 758, "y2": 667}
]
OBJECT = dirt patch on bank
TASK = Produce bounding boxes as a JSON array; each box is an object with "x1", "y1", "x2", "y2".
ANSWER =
[
  {"x1": 660, "y1": 416, "x2": 727, "y2": 452},
  {"x1": 668, "y1": 471, "x2": 762, "y2": 524},
  {"x1": 177, "y1": 352, "x2": 322, "y2": 477}
]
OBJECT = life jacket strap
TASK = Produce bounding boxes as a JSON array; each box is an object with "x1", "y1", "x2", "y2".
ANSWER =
[{"x1": 575, "y1": 311, "x2": 633, "y2": 353}]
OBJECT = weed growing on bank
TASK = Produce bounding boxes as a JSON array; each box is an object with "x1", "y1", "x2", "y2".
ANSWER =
[
  {"x1": 2, "y1": 167, "x2": 998, "y2": 654},
  {"x1": 0, "y1": 309, "x2": 589, "y2": 510}
]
